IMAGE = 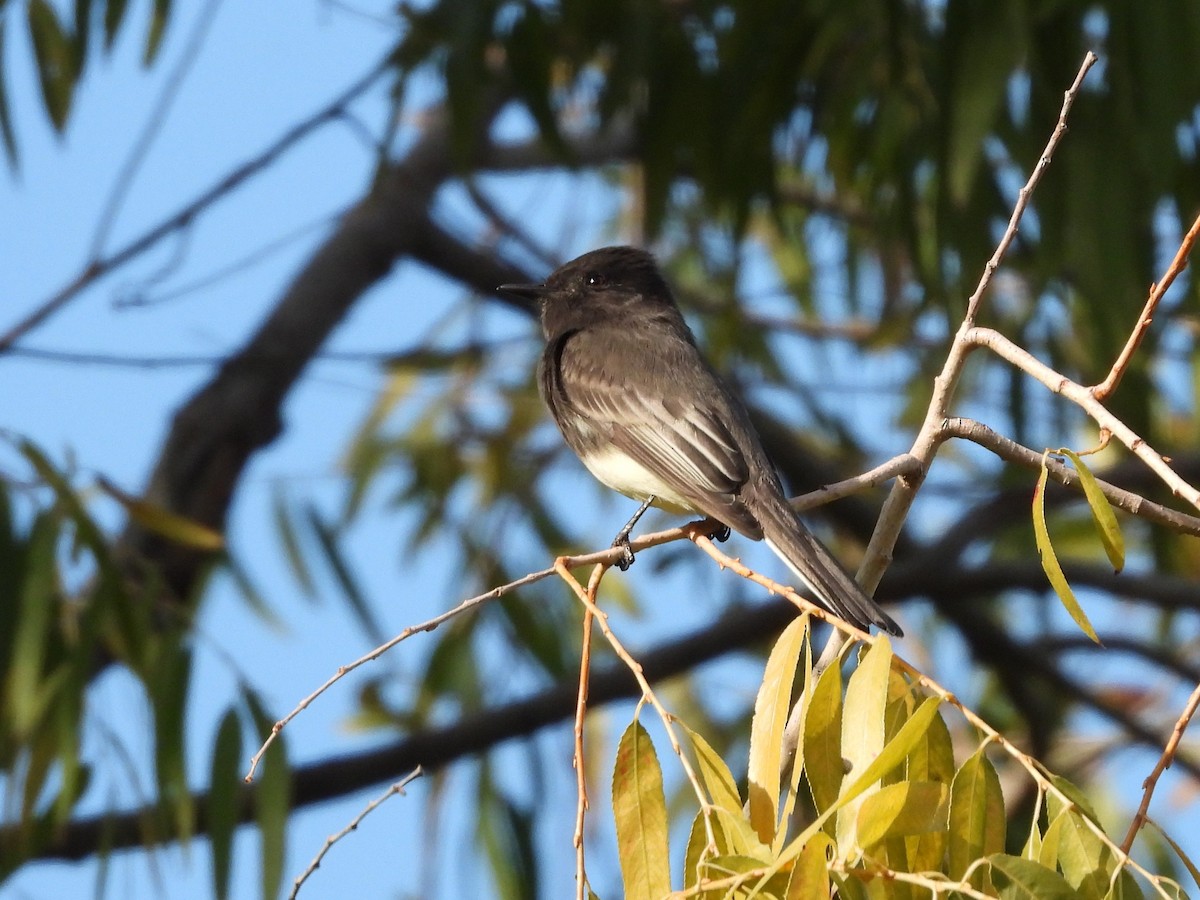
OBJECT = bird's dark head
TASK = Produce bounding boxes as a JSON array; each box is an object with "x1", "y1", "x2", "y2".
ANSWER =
[{"x1": 497, "y1": 246, "x2": 678, "y2": 338}]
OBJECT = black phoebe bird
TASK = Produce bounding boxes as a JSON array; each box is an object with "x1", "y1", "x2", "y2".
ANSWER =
[{"x1": 498, "y1": 246, "x2": 900, "y2": 636}]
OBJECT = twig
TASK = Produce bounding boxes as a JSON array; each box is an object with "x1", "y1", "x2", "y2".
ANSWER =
[
  {"x1": 243, "y1": 465, "x2": 913, "y2": 781},
  {"x1": 940, "y1": 417, "x2": 1200, "y2": 536},
  {"x1": 965, "y1": 326, "x2": 1200, "y2": 512},
  {"x1": 856, "y1": 51, "x2": 1097, "y2": 600},
  {"x1": 573, "y1": 565, "x2": 602, "y2": 900},
  {"x1": 552, "y1": 558, "x2": 717, "y2": 852},
  {"x1": 0, "y1": 53, "x2": 392, "y2": 354},
  {"x1": 289, "y1": 766, "x2": 423, "y2": 899},
  {"x1": 1094, "y1": 210, "x2": 1200, "y2": 400},
  {"x1": 1120, "y1": 679, "x2": 1200, "y2": 853}
]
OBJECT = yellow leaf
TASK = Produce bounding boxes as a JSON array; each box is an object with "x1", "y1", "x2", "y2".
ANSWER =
[
  {"x1": 98, "y1": 475, "x2": 224, "y2": 551},
  {"x1": 1059, "y1": 448, "x2": 1125, "y2": 573},
  {"x1": 612, "y1": 719, "x2": 671, "y2": 900},
  {"x1": 1032, "y1": 455, "x2": 1099, "y2": 643}
]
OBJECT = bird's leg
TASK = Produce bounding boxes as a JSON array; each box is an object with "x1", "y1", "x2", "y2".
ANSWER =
[
  {"x1": 611, "y1": 496, "x2": 654, "y2": 570},
  {"x1": 710, "y1": 521, "x2": 731, "y2": 543}
]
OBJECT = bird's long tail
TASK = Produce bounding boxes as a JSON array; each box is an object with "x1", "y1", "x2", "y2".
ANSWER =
[{"x1": 757, "y1": 494, "x2": 901, "y2": 636}]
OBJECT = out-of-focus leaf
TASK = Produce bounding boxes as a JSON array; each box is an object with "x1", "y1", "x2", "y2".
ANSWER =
[
  {"x1": 209, "y1": 709, "x2": 243, "y2": 900},
  {"x1": 8, "y1": 514, "x2": 57, "y2": 738},
  {"x1": 949, "y1": 748, "x2": 1006, "y2": 883},
  {"x1": 271, "y1": 490, "x2": 316, "y2": 599},
  {"x1": 26, "y1": 0, "x2": 77, "y2": 130},
  {"x1": 1144, "y1": 818, "x2": 1200, "y2": 895},
  {"x1": 1033, "y1": 455, "x2": 1100, "y2": 643},
  {"x1": 612, "y1": 719, "x2": 671, "y2": 900},
  {"x1": 248, "y1": 698, "x2": 289, "y2": 900},
  {"x1": 0, "y1": 18, "x2": 18, "y2": 164},
  {"x1": 152, "y1": 645, "x2": 194, "y2": 843},
  {"x1": 856, "y1": 780, "x2": 948, "y2": 849},
  {"x1": 97, "y1": 475, "x2": 224, "y2": 550},
  {"x1": 306, "y1": 505, "x2": 386, "y2": 646},
  {"x1": 1059, "y1": 448, "x2": 1125, "y2": 572},
  {"x1": 748, "y1": 614, "x2": 808, "y2": 844},
  {"x1": 105, "y1": 0, "x2": 130, "y2": 48},
  {"x1": 144, "y1": 0, "x2": 171, "y2": 63},
  {"x1": 802, "y1": 656, "x2": 843, "y2": 817},
  {"x1": 988, "y1": 853, "x2": 1077, "y2": 900}
]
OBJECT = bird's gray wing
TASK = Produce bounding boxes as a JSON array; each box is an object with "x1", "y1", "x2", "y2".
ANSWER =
[{"x1": 552, "y1": 329, "x2": 764, "y2": 536}]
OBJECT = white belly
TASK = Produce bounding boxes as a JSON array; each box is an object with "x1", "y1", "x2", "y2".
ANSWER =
[{"x1": 580, "y1": 446, "x2": 696, "y2": 513}]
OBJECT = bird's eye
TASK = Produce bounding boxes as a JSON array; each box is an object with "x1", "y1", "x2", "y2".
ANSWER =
[{"x1": 586, "y1": 272, "x2": 606, "y2": 287}]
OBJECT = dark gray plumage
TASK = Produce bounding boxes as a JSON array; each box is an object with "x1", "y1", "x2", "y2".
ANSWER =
[{"x1": 499, "y1": 245, "x2": 900, "y2": 636}]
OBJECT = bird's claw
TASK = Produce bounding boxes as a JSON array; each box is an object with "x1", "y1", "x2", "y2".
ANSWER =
[
  {"x1": 612, "y1": 536, "x2": 636, "y2": 571},
  {"x1": 711, "y1": 523, "x2": 731, "y2": 543}
]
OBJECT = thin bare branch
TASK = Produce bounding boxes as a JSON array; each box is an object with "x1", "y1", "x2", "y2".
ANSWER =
[
  {"x1": 1121, "y1": 679, "x2": 1200, "y2": 853},
  {"x1": 289, "y1": 766, "x2": 423, "y2": 899},
  {"x1": 1094, "y1": 209, "x2": 1200, "y2": 400}
]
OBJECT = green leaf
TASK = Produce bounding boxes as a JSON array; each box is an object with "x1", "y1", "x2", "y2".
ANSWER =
[
  {"x1": 612, "y1": 719, "x2": 671, "y2": 900},
  {"x1": 802, "y1": 657, "x2": 843, "y2": 817},
  {"x1": 1059, "y1": 448, "x2": 1125, "y2": 572},
  {"x1": 856, "y1": 780, "x2": 949, "y2": 849},
  {"x1": 1144, "y1": 818, "x2": 1200, "y2": 895},
  {"x1": 1033, "y1": 455, "x2": 1100, "y2": 643},
  {"x1": 0, "y1": 18, "x2": 18, "y2": 164},
  {"x1": 97, "y1": 475, "x2": 224, "y2": 550},
  {"x1": 209, "y1": 710, "x2": 243, "y2": 900},
  {"x1": 152, "y1": 644, "x2": 194, "y2": 843},
  {"x1": 144, "y1": 0, "x2": 171, "y2": 63},
  {"x1": 988, "y1": 853, "x2": 1078, "y2": 900},
  {"x1": 105, "y1": 0, "x2": 130, "y2": 48},
  {"x1": 307, "y1": 505, "x2": 387, "y2": 645},
  {"x1": 681, "y1": 723, "x2": 742, "y2": 816},
  {"x1": 271, "y1": 490, "x2": 316, "y2": 598},
  {"x1": 1105, "y1": 869, "x2": 1145, "y2": 900},
  {"x1": 253, "y1": 718, "x2": 290, "y2": 900},
  {"x1": 748, "y1": 614, "x2": 808, "y2": 844},
  {"x1": 948, "y1": 747, "x2": 1006, "y2": 882},
  {"x1": 838, "y1": 697, "x2": 943, "y2": 807},
  {"x1": 1049, "y1": 808, "x2": 1113, "y2": 900},
  {"x1": 26, "y1": 0, "x2": 77, "y2": 130}
]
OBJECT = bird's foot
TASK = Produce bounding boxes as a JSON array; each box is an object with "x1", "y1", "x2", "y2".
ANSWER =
[
  {"x1": 711, "y1": 522, "x2": 731, "y2": 543},
  {"x1": 611, "y1": 535, "x2": 636, "y2": 571}
]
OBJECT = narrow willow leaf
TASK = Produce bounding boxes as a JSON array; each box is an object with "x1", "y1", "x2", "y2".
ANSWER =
[
  {"x1": 612, "y1": 720, "x2": 671, "y2": 900},
  {"x1": 1033, "y1": 455, "x2": 1100, "y2": 643},
  {"x1": 948, "y1": 748, "x2": 1006, "y2": 881},
  {"x1": 0, "y1": 19, "x2": 18, "y2": 164},
  {"x1": 1144, "y1": 818, "x2": 1200, "y2": 894},
  {"x1": 748, "y1": 615, "x2": 808, "y2": 844},
  {"x1": 1060, "y1": 448, "x2": 1125, "y2": 572},
  {"x1": 786, "y1": 833, "x2": 833, "y2": 900},
  {"x1": 144, "y1": 0, "x2": 171, "y2": 63},
  {"x1": 681, "y1": 723, "x2": 742, "y2": 815},
  {"x1": 26, "y1": 0, "x2": 76, "y2": 129},
  {"x1": 272, "y1": 491, "x2": 316, "y2": 597},
  {"x1": 856, "y1": 780, "x2": 949, "y2": 849},
  {"x1": 802, "y1": 659, "x2": 844, "y2": 817},
  {"x1": 1047, "y1": 774, "x2": 1102, "y2": 824},
  {"x1": 839, "y1": 698, "x2": 943, "y2": 808},
  {"x1": 209, "y1": 710, "x2": 243, "y2": 900},
  {"x1": 307, "y1": 505, "x2": 387, "y2": 645},
  {"x1": 837, "y1": 637, "x2": 893, "y2": 853},
  {"x1": 988, "y1": 853, "x2": 1077, "y2": 900},
  {"x1": 97, "y1": 475, "x2": 224, "y2": 550},
  {"x1": 152, "y1": 646, "x2": 194, "y2": 843},
  {"x1": 257, "y1": 733, "x2": 290, "y2": 900}
]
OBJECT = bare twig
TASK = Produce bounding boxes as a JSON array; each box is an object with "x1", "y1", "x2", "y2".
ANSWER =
[
  {"x1": 1120, "y1": 679, "x2": 1200, "y2": 853},
  {"x1": 940, "y1": 417, "x2": 1200, "y2": 536},
  {"x1": 573, "y1": 566, "x2": 602, "y2": 900},
  {"x1": 965, "y1": 326, "x2": 1200, "y2": 512},
  {"x1": 1094, "y1": 209, "x2": 1200, "y2": 400},
  {"x1": 243, "y1": 465, "x2": 913, "y2": 781},
  {"x1": 855, "y1": 51, "x2": 1097, "y2": 601},
  {"x1": 553, "y1": 558, "x2": 717, "y2": 851},
  {"x1": 289, "y1": 766, "x2": 423, "y2": 899}
]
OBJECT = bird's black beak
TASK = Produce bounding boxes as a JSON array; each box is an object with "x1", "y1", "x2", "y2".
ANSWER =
[{"x1": 497, "y1": 281, "x2": 549, "y2": 304}]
